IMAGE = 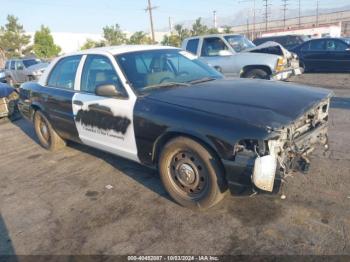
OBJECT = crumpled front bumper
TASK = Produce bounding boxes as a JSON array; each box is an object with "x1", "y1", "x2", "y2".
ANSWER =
[{"x1": 272, "y1": 67, "x2": 303, "y2": 81}]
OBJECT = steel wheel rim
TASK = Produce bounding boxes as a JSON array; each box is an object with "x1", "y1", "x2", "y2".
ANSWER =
[
  {"x1": 168, "y1": 150, "x2": 209, "y2": 198},
  {"x1": 39, "y1": 115, "x2": 50, "y2": 144}
]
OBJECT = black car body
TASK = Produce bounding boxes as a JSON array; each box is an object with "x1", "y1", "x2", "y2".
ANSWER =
[
  {"x1": 291, "y1": 38, "x2": 350, "y2": 72},
  {"x1": 18, "y1": 46, "x2": 332, "y2": 209},
  {"x1": 253, "y1": 35, "x2": 310, "y2": 51}
]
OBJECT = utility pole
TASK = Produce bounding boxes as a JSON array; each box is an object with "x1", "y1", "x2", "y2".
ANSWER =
[
  {"x1": 298, "y1": 0, "x2": 301, "y2": 28},
  {"x1": 145, "y1": 0, "x2": 157, "y2": 43},
  {"x1": 239, "y1": 0, "x2": 256, "y2": 38},
  {"x1": 281, "y1": 0, "x2": 288, "y2": 29},
  {"x1": 213, "y1": 10, "x2": 217, "y2": 28},
  {"x1": 263, "y1": 0, "x2": 270, "y2": 32},
  {"x1": 168, "y1": 16, "x2": 173, "y2": 33},
  {"x1": 316, "y1": 0, "x2": 319, "y2": 27}
]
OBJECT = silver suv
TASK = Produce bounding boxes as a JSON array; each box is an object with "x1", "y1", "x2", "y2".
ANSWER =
[
  {"x1": 4, "y1": 58, "x2": 42, "y2": 86},
  {"x1": 182, "y1": 34, "x2": 302, "y2": 80}
]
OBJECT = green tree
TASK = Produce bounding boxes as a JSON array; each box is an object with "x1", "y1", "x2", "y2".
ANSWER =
[
  {"x1": 191, "y1": 18, "x2": 208, "y2": 36},
  {"x1": 222, "y1": 25, "x2": 234, "y2": 34},
  {"x1": 128, "y1": 31, "x2": 152, "y2": 45},
  {"x1": 207, "y1": 28, "x2": 219, "y2": 34},
  {"x1": 0, "y1": 15, "x2": 31, "y2": 57},
  {"x1": 161, "y1": 34, "x2": 181, "y2": 47},
  {"x1": 33, "y1": 25, "x2": 61, "y2": 58},
  {"x1": 80, "y1": 38, "x2": 105, "y2": 50},
  {"x1": 103, "y1": 24, "x2": 127, "y2": 46}
]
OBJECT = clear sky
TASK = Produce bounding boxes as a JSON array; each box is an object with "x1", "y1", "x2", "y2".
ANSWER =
[{"x1": 0, "y1": 0, "x2": 347, "y2": 34}]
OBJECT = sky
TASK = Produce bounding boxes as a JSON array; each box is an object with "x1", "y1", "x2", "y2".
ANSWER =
[{"x1": 0, "y1": 0, "x2": 348, "y2": 34}]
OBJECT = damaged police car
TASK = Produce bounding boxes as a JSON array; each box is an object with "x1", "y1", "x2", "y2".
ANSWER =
[{"x1": 18, "y1": 45, "x2": 332, "y2": 209}]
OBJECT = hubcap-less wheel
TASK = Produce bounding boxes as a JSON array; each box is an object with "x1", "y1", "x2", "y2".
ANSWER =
[
  {"x1": 36, "y1": 113, "x2": 51, "y2": 147},
  {"x1": 169, "y1": 151, "x2": 208, "y2": 198}
]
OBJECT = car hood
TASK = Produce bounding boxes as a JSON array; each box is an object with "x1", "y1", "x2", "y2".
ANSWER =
[
  {"x1": 26, "y1": 62, "x2": 49, "y2": 72},
  {"x1": 245, "y1": 41, "x2": 293, "y2": 59},
  {"x1": 145, "y1": 79, "x2": 333, "y2": 129}
]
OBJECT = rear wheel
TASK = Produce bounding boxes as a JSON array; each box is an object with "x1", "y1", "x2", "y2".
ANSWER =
[
  {"x1": 34, "y1": 110, "x2": 66, "y2": 151},
  {"x1": 159, "y1": 137, "x2": 228, "y2": 210},
  {"x1": 243, "y1": 69, "x2": 269, "y2": 79}
]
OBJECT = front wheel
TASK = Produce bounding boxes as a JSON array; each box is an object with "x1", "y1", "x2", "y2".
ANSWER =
[
  {"x1": 243, "y1": 69, "x2": 270, "y2": 79},
  {"x1": 159, "y1": 137, "x2": 228, "y2": 210},
  {"x1": 34, "y1": 110, "x2": 66, "y2": 151}
]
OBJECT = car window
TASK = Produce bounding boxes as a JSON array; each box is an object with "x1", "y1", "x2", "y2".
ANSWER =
[
  {"x1": 309, "y1": 40, "x2": 326, "y2": 51},
  {"x1": 201, "y1": 37, "x2": 229, "y2": 56},
  {"x1": 15, "y1": 61, "x2": 24, "y2": 70},
  {"x1": 81, "y1": 55, "x2": 125, "y2": 96},
  {"x1": 5, "y1": 61, "x2": 10, "y2": 70},
  {"x1": 10, "y1": 61, "x2": 15, "y2": 70},
  {"x1": 325, "y1": 40, "x2": 348, "y2": 51},
  {"x1": 47, "y1": 55, "x2": 81, "y2": 89},
  {"x1": 23, "y1": 59, "x2": 40, "y2": 68},
  {"x1": 116, "y1": 49, "x2": 222, "y2": 93},
  {"x1": 224, "y1": 35, "x2": 255, "y2": 52},
  {"x1": 186, "y1": 39, "x2": 199, "y2": 55}
]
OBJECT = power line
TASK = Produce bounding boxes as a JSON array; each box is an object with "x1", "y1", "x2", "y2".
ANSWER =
[{"x1": 144, "y1": 0, "x2": 158, "y2": 43}]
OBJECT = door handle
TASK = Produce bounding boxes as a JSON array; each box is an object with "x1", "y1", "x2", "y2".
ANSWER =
[{"x1": 73, "y1": 100, "x2": 83, "y2": 106}]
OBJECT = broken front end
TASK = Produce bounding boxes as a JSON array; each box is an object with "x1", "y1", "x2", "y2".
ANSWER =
[{"x1": 224, "y1": 97, "x2": 331, "y2": 194}]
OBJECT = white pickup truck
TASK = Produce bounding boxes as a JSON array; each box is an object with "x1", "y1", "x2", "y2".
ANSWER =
[{"x1": 182, "y1": 34, "x2": 302, "y2": 80}]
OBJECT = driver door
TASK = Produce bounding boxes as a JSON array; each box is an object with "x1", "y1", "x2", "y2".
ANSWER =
[
  {"x1": 199, "y1": 37, "x2": 238, "y2": 77},
  {"x1": 72, "y1": 54, "x2": 139, "y2": 162}
]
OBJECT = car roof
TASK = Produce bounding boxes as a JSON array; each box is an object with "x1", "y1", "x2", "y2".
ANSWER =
[
  {"x1": 184, "y1": 34, "x2": 243, "y2": 41},
  {"x1": 69, "y1": 45, "x2": 179, "y2": 56}
]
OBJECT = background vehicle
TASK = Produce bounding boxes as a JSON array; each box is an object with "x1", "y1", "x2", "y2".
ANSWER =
[
  {"x1": 0, "y1": 69, "x2": 6, "y2": 83},
  {"x1": 291, "y1": 38, "x2": 350, "y2": 72},
  {"x1": 182, "y1": 34, "x2": 302, "y2": 80},
  {"x1": 4, "y1": 58, "x2": 41, "y2": 86},
  {"x1": 19, "y1": 45, "x2": 331, "y2": 209},
  {"x1": 0, "y1": 82, "x2": 19, "y2": 119},
  {"x1": 253, "y1": 35, "x2": 310, "y2": 50},
  {"x1": 25, "y1": 62, "x2": 49, "y2": 81}
]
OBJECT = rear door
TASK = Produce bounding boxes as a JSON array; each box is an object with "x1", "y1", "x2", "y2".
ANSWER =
[
  {"x1": 72, "y1": 54, "x2": 139, "y2": 162},
  {"x1": 45, "y1": 55, "x2": 82, "y2": 140}
]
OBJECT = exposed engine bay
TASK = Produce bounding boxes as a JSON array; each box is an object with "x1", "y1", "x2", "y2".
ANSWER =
[{"x1": 234, "y1": 97, "x2": 331, "y2": 192}]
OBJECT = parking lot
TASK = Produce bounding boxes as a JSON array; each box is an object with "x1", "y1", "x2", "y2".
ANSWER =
[{"x1": 0, "y1": 73, "x2": 350, "y2": 255}]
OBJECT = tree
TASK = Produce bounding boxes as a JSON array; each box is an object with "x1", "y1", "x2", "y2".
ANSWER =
[
  {"x1": 80, "y1": 39, "x2": 105, "y2": 50},
  {"x1": 0, "y1": 15, "x2": 31, "y2": 57},
  {"x1": 222, "y1": 25, "x2": 234, "y2": 34},
  {"x1": 161, "y1": 34, "x2": 181, "y2": 47},
  {"x1": 33, "y1": 25, "x2": 61, "y2": 58},
  {"x1": 191, "y1": 18, "x2": 208, "y2": 36},
  {"x1": 103, "y1": 24, "x2": 127, "y2": 46},
  {"x1": 128, "y1": 31, "x2": 152, "y2": 45}
]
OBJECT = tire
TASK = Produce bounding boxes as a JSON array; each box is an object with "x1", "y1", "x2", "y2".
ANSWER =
[
  {"x1": 243, "y1": 69, "x2": 269, "y2": 79},
  {"x1": 158, "y1": 137, "x2": 228, "y2": 210},
  {"x1": 34, "y1": 110, "x2": 66, "y2": 151}
]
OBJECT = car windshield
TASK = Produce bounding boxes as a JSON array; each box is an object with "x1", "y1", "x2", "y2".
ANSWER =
[
  {"x1": 23, "y1": 59, "x2": 40, "y2": 68},
  {"x1": 115, "y1": 49, "x2": 222, "y2": 94},
  {"x1": 224, "y1": 35, "x2": 255, "y2": 52}
]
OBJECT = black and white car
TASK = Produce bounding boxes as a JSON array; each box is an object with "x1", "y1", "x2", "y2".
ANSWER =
[{"x1": 18, "y1": 45, "x2": 332, "y2": 209}]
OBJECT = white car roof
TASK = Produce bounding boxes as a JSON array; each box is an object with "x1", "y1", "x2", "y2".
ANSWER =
[{"x1": 70, "y1": 45, "x2": 179, "y2": 56}]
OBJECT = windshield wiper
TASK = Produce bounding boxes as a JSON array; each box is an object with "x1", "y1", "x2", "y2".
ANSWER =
[
  {"x1": 142, "y1": 81, "x2": 191, "y2": 91},
  {"x1": 187, "y1": 77, "x2": 217, "y2": 84}
]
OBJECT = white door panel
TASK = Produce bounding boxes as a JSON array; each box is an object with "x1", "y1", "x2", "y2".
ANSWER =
[{"x1": 72, "y1": 93, "x2": 139, "y2": 162}]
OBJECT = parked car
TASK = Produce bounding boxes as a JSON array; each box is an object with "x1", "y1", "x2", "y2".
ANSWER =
[
  {"x1": 0, "y1": 82, "x2": 19, "y2": 119},
  {"x1": 4, "y1": 58, "x2": 41, "y2": 86},
  {"x1": 182, "y1": 34, "x2": 302, "y2": 80},
  {"x1": 25, "y1": 62, "x2": 49, "y2": 81},
  {"x1": 18, "y1": 45, "x2": 332, "y2": 209},
  {"x1": 0, "y1": 69, "x2": 6, "y2": 83},
  {"x1": 291, "y1": 38, "x2": 350, "y2": 72},
  {"x1": 253, "y1": 35, "x2": 310, "y2": 51}
]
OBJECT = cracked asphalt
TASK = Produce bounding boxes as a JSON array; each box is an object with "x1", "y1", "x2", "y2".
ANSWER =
[{"x1": 0, "y1": 73, "x2": 350, "y2": 255}]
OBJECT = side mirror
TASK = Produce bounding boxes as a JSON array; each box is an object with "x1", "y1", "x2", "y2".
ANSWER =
[
  {"x1": 95, "y1": 84, "x2": 124, "y2": 98},
  {"x1": 218, "y1": 50, "x2": 233, "y2": 56}
]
